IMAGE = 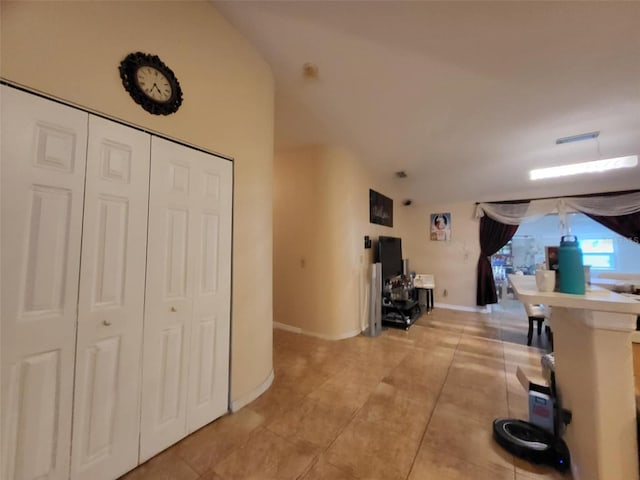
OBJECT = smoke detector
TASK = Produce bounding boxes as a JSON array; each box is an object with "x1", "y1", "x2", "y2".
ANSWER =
[{"x1": 302, "y1": 63, "x2": 319, "y2": 79}]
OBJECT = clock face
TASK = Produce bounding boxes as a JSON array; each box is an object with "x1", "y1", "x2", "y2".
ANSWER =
[
  {"x1": 119, "y1": 52, "x2": 183, "y2": 115},
  {"x1": 135, "y1": 66, "x2": 173, "y2": 103}
]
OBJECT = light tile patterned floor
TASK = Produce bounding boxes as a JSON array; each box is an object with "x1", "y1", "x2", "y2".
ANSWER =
[{"x1": 121, "y1": 305, "x2": 571, "y2": 480}]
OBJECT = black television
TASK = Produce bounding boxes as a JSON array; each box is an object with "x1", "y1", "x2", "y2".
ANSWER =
[{"x1": 377, "y1": 236, "x2": 403, "y2": 282}]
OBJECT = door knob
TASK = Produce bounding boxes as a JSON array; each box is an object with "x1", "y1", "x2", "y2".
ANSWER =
[{"x1": 102, "y1": 320, "x2": 112, "y2": 326}]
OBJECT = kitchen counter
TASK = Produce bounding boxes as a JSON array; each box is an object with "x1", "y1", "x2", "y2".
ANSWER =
[
  {"x1": 509, "y1": 274, "x2": 640, "y2": 480},
  {"x1": 509, "y1": 274, "x2": 640, "y2": 316}
]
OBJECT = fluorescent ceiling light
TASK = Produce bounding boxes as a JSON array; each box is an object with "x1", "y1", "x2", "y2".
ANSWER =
[
  {"x1": 530, "y1": 155, "x2": 638, "y2": 181},
  {"x1": 555, "y1": 131, "x2": 600, "y2": 145}
]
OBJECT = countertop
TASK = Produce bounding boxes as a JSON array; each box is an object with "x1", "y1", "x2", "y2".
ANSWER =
[{"x1": 508, "y1": 274, "x2": 640, "y2": 316}]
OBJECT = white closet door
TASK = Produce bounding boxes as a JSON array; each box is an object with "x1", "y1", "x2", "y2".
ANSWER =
[
  {"x1": 70, "y1": 116, "x2": 150, "y2": 480},
  {"x1": 186, "y1": 142, "x2": 232, "y2": 433},
  {"x1": 139, "y1": 138, "x2": 195, "y2": 461},
  {"x1": 140, "y1": 137, "x2": 231, "y2": 461},
  {"x1": 1, "y1": 85, "x2": 88, "y2": 480}
]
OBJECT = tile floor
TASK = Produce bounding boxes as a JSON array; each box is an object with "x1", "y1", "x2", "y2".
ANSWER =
[{"x1": 121, "y1": 305, "x2": 571, "y2": 480}]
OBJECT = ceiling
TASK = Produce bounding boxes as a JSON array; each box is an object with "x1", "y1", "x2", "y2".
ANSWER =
[{"x1": 214, "y1": 1, "x2": 640, "y2": 204}]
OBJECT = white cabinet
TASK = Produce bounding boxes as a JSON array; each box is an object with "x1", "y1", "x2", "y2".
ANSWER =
[{"x1": 1, "y1": 85, "x2": 232, "y2": 480}]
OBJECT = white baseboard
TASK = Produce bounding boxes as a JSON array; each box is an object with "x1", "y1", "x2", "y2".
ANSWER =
[
  {"x1": 434, "y1": 302, "x2": 491, "y2": 314},
  {"x1": 273, "y1": 322, "x2": 361, "y2": 340},
  {"x1": 272, "y1": 322, "x2": 302, "y2": 334},
  {"x1": 230, "y1": 369, "x2": 274, "y2": 412}
]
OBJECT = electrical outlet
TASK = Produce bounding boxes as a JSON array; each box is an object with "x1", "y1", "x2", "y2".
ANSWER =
[{"x1": 443, "y1": 288, "x2": 448, "y2": 297}]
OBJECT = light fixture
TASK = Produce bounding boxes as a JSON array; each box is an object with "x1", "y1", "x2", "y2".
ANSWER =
[
  {"x1": 530, "y1": 155, "x2": 638, "y2": 181},
  {"x1": 556, "y1": 131, "x2": 600, "y2": 145}
]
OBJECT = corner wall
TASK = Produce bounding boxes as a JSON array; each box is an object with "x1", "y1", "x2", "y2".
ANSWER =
[
  {"x1": 1, "y1": 0, "x2": 274, "y2": 404},
  {"x1": 273, "y1": 145, "x2": 399, "y2": 338}
]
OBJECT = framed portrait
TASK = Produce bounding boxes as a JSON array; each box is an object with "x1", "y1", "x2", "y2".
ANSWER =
[
  {"x1": 545, "y1": 246, "x2": 559, "y2": 273},
  {"x1": 369, "y1": 189, "x2": 393, "y2": 227},
  {"x1": 430, "y1": 212, "x2": 451, "y2": 241}
]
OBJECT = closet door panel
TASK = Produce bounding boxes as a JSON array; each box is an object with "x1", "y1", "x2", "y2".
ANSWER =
[
  {"x1": 1, "y1": 85, "x2": 88, "y2": 480},
  {"x1": 140, "y1": 138, "x2": 194, "y2": 461},
  {"x1": 71, "y1": 116, "x2": 150, "y2": 480},
  {"x1": 187, "y1": 155, "x2": 232, "y2": 433},
  {"x1": 141, "y1": 137, "x2": 232, "y2": 458}
]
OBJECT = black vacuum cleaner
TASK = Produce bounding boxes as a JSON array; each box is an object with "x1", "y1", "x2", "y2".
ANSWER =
[
  {"x1": 493, "y1": 353, "x2": 571, "y2": 473},
  {"x1": 493, "y1": 418, "x2": 570, "y2": 472}
]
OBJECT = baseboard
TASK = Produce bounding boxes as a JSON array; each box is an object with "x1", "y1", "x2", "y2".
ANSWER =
[
  {"x1": 434, "y1": 302, "x2": 491, "y2": 314},
  {"x1": 273, "y1": 321, "x2": 302, "y2": 334},
  {"x1": 312, "y1": 327, "x2": 362, "y2": 340},
  {"x1": 230, "y1": 369, "x2": 274, "y2": 412},
  {"x1": 273, "y1": 322, "x2": 361, "y2": 340}
]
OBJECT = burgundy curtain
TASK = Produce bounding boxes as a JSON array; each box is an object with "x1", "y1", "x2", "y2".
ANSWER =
[
  {"x1": 583, "y1": 212, "x2": 640, "y2": 243},
  {"x1": 476, "y1": 215, "x2": 519, "y2": 306}
]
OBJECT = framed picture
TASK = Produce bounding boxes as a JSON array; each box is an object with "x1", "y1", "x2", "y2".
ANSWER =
[
  {"x1": 545, "y1": 246, "x2": 559, "y2": 273},
  {"x1": 430, "y1": 213, "x2": 451, "y2": 241},
  {"x1": 369, "y1": 189, "x2": 393, "y2": 227}
]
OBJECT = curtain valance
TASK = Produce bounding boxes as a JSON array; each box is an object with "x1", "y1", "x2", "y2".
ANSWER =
[{"x1": 475, "y1": 191, "x2": 640, "y2": 225}]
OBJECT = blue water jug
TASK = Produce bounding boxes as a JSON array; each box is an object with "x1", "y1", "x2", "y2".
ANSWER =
[{"x1": 558, "y1": 235, "x2": 585, "y2": 294}]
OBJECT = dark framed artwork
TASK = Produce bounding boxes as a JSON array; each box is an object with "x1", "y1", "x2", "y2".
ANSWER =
[{"x1": 369, "y1": 189, "x2": 393, "y2": 227}]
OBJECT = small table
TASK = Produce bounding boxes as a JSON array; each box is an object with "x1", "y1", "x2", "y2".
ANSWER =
[{"x1": 414, "y1": 274, "x2": 435, "y2": 313}]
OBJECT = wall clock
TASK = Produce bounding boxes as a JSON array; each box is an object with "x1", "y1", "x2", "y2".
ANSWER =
[{"x1": 119, "y1": 52, "x2": 183, "y2": 115}]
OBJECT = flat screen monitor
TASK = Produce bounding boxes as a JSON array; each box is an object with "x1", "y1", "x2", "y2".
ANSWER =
[{"x1": 377, "y1": 236, "x2": 403, "y2": 281}]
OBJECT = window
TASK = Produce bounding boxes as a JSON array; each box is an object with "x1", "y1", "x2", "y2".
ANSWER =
[{"x1": 581, "y1": 239, "x2": 615, "y2": 269}]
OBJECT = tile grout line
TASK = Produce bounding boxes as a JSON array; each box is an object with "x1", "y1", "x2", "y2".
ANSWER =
[
  {"x1": 262, "y1": 383, "x2": 366, "y2": 480},
  {"x1": 499, "y1": 310, "x2": 518, "y2": 480},
  {"x1": 292, "y1": 336, "x2": 416, "y2": 480},
  {"x1": 318, "y1": 344, "x2": 416, "y2": 480},
  {"x1": 404, "y1": 325, "x2": 464, "y2": 479},
  {"x1": 315, "y1": 326, "x2": 444, "y2": 479}
]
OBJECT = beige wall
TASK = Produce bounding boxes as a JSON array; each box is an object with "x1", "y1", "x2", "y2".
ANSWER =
[
  {"x1": 399, "y1": 202, "x2": 482, "y2": 310},
  {"x1": 1, "y1": 1, "x2": 274, "y2": 402},
  {"x1": 273, "y1": 145, "x2": 399, "y2": 338},
  {"x1": 274, "y1": 146, "x2": 486, "y2": 338}
]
